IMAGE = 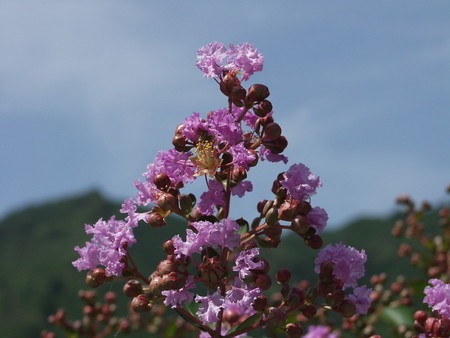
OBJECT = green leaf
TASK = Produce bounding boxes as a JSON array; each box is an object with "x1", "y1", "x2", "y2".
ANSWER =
[
  {"x1": 226, "y1": 312, "x2": 262, "y2": 335},
  {"x1": 380, "y1": 306, "x2": 415, "y2": 327}
]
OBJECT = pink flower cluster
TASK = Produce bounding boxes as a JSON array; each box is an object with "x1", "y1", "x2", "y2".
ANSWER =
[{"x1": 196, "y1": 42, "x2": 264, "y2": 81}]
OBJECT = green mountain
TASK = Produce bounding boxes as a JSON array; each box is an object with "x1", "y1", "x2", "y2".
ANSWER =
[{"x1": 0, "y1": 190, "x2": 433, "y2": 337}]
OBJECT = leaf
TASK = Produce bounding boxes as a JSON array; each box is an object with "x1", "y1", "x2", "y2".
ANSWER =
[
  {"x1": 226, "y1": 312, "x2": 263, "y2": 335},
  {"x1": 380, "y1": 306, "x2": 415, "y2": 327}
]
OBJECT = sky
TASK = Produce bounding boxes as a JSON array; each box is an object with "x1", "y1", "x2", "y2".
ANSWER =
[{"x1": 1, "y1": 1, "x2": 449, "y2": 228}]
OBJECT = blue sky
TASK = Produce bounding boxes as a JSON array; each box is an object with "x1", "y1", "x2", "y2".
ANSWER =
[{"x1": 1, "y1": 1, "x2": 449, "y2": 228}]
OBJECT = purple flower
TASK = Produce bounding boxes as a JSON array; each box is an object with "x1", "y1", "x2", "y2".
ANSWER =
[
  {"x1": 315, "y1": 243, "x2": 367, "y2": 288},
  {"x1": 307, "y1": 207, "x2": 329, "y2": 234},
  {"x1": 424, "y1": 279, "x2": 450, "y2": 319},
  {"x1": 73, "y1": 216, "x2": 136, "y2": 276},
  {"x1": 207, "y1": 108, "x2": 242, "y2": 146},
  {"x1": 172, "y1": 218, "x2": 240, "y2": 259},
  {"x1": 225, "y1": 279, "x2": 261, "y2": 318},
  {"x1": 181, "y1": 112, "x2": 207, "y2": 143},
  {"x1": 195, "y1": 289, "x2": 224, "y2": 324},
  {"x1": 196, "y1": 42, "x2": 264, "y2": 81},
  {"x1": 233, "y1": 247, "x2": 264, "y2": 280},
  {"x1": 348, "y1": 285, "x2": 372, "y2": 315},
  {"x1": 229, "y1": 143, "x2": 257, "y2": 170},
  {"x1": 303, "y1": 325, "x2": 339, "y2": 338},
  {"x1": 196, "y1": 42, "x2": 228, "y2": 79},
  {"x1": 259, "y1": 145, "x2": 289, "y2": 164},
  {"x1": 135, "y1": 149, "x2": 196, "y2": 206},
  {"x1": 197, "y1": 180, "x2": 225, "y2": 215},
  {"x1": 281, "y1": 163, "x2": 322, "y2": 201},
  {"x1": 227, "y1": 43, "x2": 264, "y2": 81},
  {"x1": 231, "y1": 180, "x2": 253, "y2": 198},
  {"x1": 162, "y1": 276, "x2": 195, "y2": 308}
]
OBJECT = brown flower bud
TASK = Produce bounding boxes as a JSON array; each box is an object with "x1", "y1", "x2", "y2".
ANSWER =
[
  {"x1": 131, "y1": 294, "x2": 152, "y2": 313},
  {"x1": 255, "y1": 273, "x2": 272, "y2": 290},
  {"x1": 163, "y1": 239, "x2": 175, "y2": 255},
  {"x1": 265, "y1": 207, "x2": 279, "y2": 226},
  {"x1": 247, "y1": 84, "x2": 270, "y2": 102},
  {"x1": 157, "y1": 193, "x2": 177, "y2": 211},
  {"x1": 179, "y1": 193, "x2": 196, "y2": 215},
  {"x1": 276, "y1": 268, "x2": 291, "y2": 285},
  {"x1": 286, "y1": 323, "x2": 303, "y2": 338},
  {"x1": 264, "y1": 122, "x2": 282, "y2": 139},
  {"x1": 262, "y1": 135, "x2": 288, "y2": 154},
  {"x1": 254, "y1": 100, "x2": 272, "y2": 117},
  {"x1": 123, "y1": 280, "x2": 143, "y2": 298},
  {"x1": 231, "y1": 86, "x2": 247, "y2": 105},
  {"x1": 147, "y1": 212, "x2": 166, "y2": 227},
  {"x1": 306, "y1": 234, "x2": 323, "y2": 249}
]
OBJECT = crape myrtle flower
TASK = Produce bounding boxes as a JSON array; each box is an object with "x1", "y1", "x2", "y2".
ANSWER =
[
  {"x1": 348, "y1": 285, "x2": 372, "y2": 315},
  {"x1": 162, "y1": 275, "x2": 196, "y2": 308},
  {"x1": 281, "y1": 163, "x2": 322, "y2": 201},
  {"x1": 197, "y1": 179, "x2": 226, "y2": 215},
  {"x1": 307, "y1": 206, "x2": 329, "y2": 235},
  {"x1": 233, "y1": 247, "x2": 264, "y2": 280},
  {"x1": 135, "y1": 149, "x2": 196, "y2": 206},
  {"x1": 195, "y1": 289, "x2": 224, "y2": 324},
  {"x1": 260, "y1": 145, "x2": 289, "y2": 164},
  {"x1": 314, "y1": 243, "x2": 367, "y2": 288},
  {"x1": 303, "y1": 325, "x2": 339, "y2": 338},
  {"x1": 172, "y1": 218, "x2": 241, "y2": 259},
  {"x1": 196, "y1": 42, "x2": 264, "y2": 81},
  {"x1": 424, "y1": 279, "x2": 450, "y2": 320},
  {"x1": 231, "y1": 180, "x2": 253, "y2": 198},
  {"x1": 73, "y1": 216, "x2": 136, "y2": 276}
]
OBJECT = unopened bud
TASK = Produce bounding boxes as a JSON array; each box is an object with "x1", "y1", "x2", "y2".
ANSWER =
[
  {"x1": 123, "y1": 280, "x2": 143, "y2": 298},
  {"x1": 163, "y1": 239, "x2": 175, "y2": 255},
  {"x1": 266, "y1": 207, "x2": 279, "y2": 226},
  {"x1": 153, "y1": 173, "x2": 172, "y2": 191},
  {"x1": 337, "y1": 299, "x2": 356, "y2": 318},
  {"x1": 286, "y1": 323, "x2": 303, "y2": 338},
  {"x1": 147, "y1": 212, "x2": 166, "y2": 227},
  {"x1": 306, "y1": 234, "x2": 323, "y2": 249},
  {"x1": 179, "y1": 194, "x2": 196, "y2": 215},
  {"x1": 255, "y1": 273, "x2": 272, "y2": 290},
  {"x1": 276, "y1": 268, "x2": 291, "y2": 285},
  {"x1": 231, "y1": 86, "x2": 247, "y2": 106},
  {"x1": 254, "y1": 100, "x2": 272, "y2": 117},
  {"x1": 247, "y1": 84, "x2": 270, "y2": 102},
  {"x1": 264, "y1": 122, "x2": 282, "y2": 139},
  {"x1": 131, "y1": 294, "x2": 152, "y2": 313},
  {"x1": 291, "y1": 216, "x2": 310, "y2": 235},
  {"x1": 157, "y1": 193, "x2": 177, "y2": 211}
]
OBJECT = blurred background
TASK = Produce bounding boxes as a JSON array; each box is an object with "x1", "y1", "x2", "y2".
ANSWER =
[
  {"x1": 0, "y1": 2, "x2": 449, "y2": 337},
  {"x1": 1, "y1": 1, "x2": 449, "y2": 228}
]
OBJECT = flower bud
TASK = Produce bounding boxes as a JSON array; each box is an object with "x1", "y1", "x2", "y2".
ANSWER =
[
  {"x1": 85, "y1": 269, "x2": 106, "y2": 288},
  {"x1": 255, "y1": 273, "x2": 272, "y2": 290},
  {"x1": 123, "y1": 280, "x2": 143, "y2": 298},
  {"x1": 220, "y1": 70, "x2": 241, "y2": 96},
  {"x1": 265, "y1": 207, "x2": 279, "y2": 226},
  {"x1": 262, "y1": 135, "x2": 288, "y2": 154},
  {"x1": 247, "y1": 84, "x2": 270, "y2": 102},
  {"x1": 276, "y1": 268, "x2": 291, "y2": 285},
  {"x1": 266, "y1": 307, "x2": 286, "y2": 328},
  {"x1": 104, "y1": 291, "x2": 117, "y2": 304},
  {"x1": 301, "y1": 305, "x2": 317, "y2": 319},
  {"x1": 163, "y1": 239, "x2": 175, "y2": 255},
  {"x1": 253, "y1": 295, "x2": 268, "y2": 312},
  {"x1": 179, "y1": 194, "x2": 196, "y2": 215},
  {"x1": 264, "y1": 122, "x2": 282, "y2": 139},
  {"x1": 153, "y1": 173, "x2": 172, "y2": 191},
  {"x1": 157, "y1": 259, "x2": 176, "y2": 275},
  {"x1": 131, "y1": 294, "x2": 152, "y2": 313},
  {"x1": 291, "y1": 216, "x2": 310, "y2": 235},
  {"x1": 172, "y1": 134, "x2": 191, "y2": 152},
  {"x1": 286, "y1": 323, "x2": 303, "y2": 338},
  {"x1": 254, "y1": 100, "x2": 272, "y2": 117},
  {"x1": 147, "y1": 212, "x2": 166, "y2": 227},
  {"x1": 157, "y1": 193, "x2": 177, "y2": 211},
  {"x1": 231, "y1": 86, "x2": 247, "y2": 106},
  {"x1": 306, "y1": 234, "x2": 323, "y2": 249},
  {"x1": 337, "y1": 299, "x2": 356, "y2": 318}
]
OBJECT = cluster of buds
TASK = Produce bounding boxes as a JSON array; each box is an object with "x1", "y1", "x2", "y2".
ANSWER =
[
  {"x1": 67, "y1": 42, "x2": 377, "y2": 337},
  {"x1": 42, "y1": 290, "x2": 130, "y2": 338},
  {"x1": 393, "y1": 189, "x2": 450, "y2": 279}
]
